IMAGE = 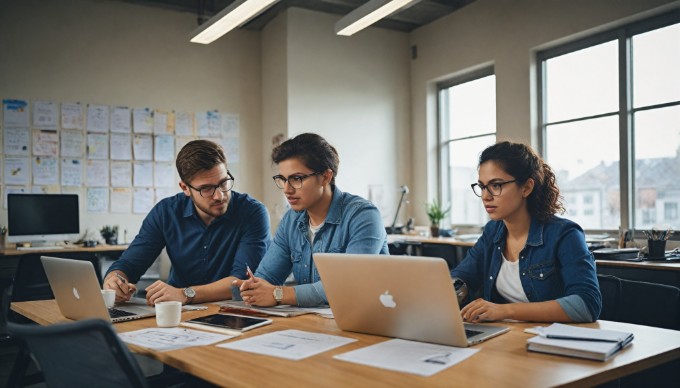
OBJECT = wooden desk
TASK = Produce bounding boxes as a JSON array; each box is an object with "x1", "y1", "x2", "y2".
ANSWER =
[
  {"x1": 12, "y1": 300, "x2": 680, "y2": 387},
  {"x1": 386, "y1": 234, "x2": 475, "y2": 247},
  {"x1": 0, "y1": 245, "x2": 127, "y2": 302}
]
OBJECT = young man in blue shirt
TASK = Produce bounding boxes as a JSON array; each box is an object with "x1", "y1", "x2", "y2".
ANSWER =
[{"x1": 104, "y1": 140, "x2": 270, "y2": 305}]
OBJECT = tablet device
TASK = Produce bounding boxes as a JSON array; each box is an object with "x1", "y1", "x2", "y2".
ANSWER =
[{"x1": 182, "y1": 313, "x2": 272, "y2": 332}]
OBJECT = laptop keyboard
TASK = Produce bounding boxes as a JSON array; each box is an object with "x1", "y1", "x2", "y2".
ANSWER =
[
  {"x1": 465, "y1": 329, "x2": 484, "y2": 338},
  {"x1": 109, "y1": 308, "x2": 137, "y2": 318}
]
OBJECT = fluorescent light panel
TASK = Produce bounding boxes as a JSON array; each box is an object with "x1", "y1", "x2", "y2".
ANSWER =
[
  {"x1": 335, "y1": 0, "x2": 421, "y2": 36},
  {"x1": 190, "y1": 0, "x2": 279, "y2": 44}
]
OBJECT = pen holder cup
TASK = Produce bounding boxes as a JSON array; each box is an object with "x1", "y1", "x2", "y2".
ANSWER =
[{"x1": 647, "y1": 239, "x2": 667, "y2": 259}]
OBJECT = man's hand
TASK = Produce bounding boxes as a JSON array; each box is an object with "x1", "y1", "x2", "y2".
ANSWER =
[
  {"x1": 235, "y1": 276, "x2": 277, "y2": 307},
  {"x1": 145, "y1": 280, "x2": 185, "y2": 306},
  {"x1": 460, "y1": 298, "x2": 510, "y2": 323},
  {"x1": 103, "y1": 271, "x2": 137, "y2": 303}
]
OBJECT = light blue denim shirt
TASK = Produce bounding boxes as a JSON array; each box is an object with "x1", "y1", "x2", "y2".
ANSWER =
[
  {"x1": 255, "y1": 186, "x2": 389, "y2": 306},
  {"x1": 451, "y1": 216, "x2": 602, "y2": 322}
]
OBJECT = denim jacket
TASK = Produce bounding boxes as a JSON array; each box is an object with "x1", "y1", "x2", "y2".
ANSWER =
[
  {"x1": 255, "y1": 186, "x2": 389, "y2": 306},
  {"x1": 451, "y1": 216, "x2": 602, "y2": 322}
]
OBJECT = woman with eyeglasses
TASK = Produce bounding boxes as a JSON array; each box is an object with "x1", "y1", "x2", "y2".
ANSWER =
[
  {"x1": 234, "y1": 133, "x2": 389, "y2": 307},
  {"x1": 451, "y1": 141, "x2": 601, "y2": 323}
]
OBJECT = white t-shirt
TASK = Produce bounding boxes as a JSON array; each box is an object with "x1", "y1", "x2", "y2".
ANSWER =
[
  {"x1": 307, "y1": 221, "x2": 324, "y2": 243},
  {"x1": 496, "y1": 253, "x2": 529, "y2": 303}
]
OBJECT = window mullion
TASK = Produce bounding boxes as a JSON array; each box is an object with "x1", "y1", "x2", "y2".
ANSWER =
[{"x1": 618, "y1": 30, "x2": 633, "y2": 231}]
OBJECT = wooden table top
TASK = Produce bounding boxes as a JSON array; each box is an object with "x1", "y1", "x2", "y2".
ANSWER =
[
  {"x1": 11, "y1": 300, "x2": 680, "y2": 388},
  {"x1": 0, "y1": 244, "x2": 127, "y2": 257}
]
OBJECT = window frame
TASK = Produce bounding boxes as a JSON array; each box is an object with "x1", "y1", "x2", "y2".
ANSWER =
[
  {"x1": 537, "y1": 11, "x2": 680, "y2": 235},
  {"x1": 437, "y1": 66, "x2": 496, "y2": 225}
]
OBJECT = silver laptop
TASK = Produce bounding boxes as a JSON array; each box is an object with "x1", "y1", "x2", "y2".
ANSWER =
[
  {"x1": 41, "y1": 256, "x2": 156, "y2": 323},
  {"x1": 314, "y1": 253, "x2": 509, "y2": 347}
]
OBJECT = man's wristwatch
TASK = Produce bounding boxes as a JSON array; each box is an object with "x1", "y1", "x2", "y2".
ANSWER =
[
  {"x1": 273, "y1": 286, "x2": 283, "y2": 305},
  {"x1": 183, "y1": 287, "x2": 196, "y2": 304}
]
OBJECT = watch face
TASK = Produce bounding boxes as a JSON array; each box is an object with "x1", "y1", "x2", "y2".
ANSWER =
[
  {"x1": 184, "y1": 287, "x2": 196, "y2": 298},
  {"x1": 273, "y1": 287, "x2": 283, "y2": 300}
]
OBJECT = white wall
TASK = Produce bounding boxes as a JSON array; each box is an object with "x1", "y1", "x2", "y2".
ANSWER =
[
  {"x1": 0, "y1": 0, "x2": 263, "y2": 239},
  {"x1": 285, "y1": 8, "x2": 412, "y2": 225},
  {"x1": 408, "y1": 0, "x2": 680, "y2": 225}
]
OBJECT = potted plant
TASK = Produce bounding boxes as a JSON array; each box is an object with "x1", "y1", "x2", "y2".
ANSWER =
[
  {"x1": 100, "y1": 225, "x2": 118, "y2": 245},
  {"x1": 425, "y1": 199, "x2": 450, "y2": 238}
]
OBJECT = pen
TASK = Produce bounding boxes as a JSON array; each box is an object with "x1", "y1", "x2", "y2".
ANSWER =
[
  {"x1": 246, "y1": 265, "x2": 255, "y2": 280},
  {"x1": 114, "y1": 272, "x2": 127, "y2": 284}
]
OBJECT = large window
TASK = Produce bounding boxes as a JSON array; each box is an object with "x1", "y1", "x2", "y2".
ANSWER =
[
  {"x1": 438, "y1": 68, "x2": 496, "y2": 226},
  {"x1": 538, "y1": 12, "x2": 680, "y2": 231}
]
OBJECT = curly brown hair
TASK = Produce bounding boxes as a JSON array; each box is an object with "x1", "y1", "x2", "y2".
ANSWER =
[
  {"x1": 479, "y1": 141, "x2": 564, "y2": 222},
  {"x1": 272, "y1": 133, "x2": 339, "y2": 186}
]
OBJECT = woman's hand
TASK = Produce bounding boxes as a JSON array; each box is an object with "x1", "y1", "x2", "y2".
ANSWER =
[{"x1": 460, "y1": 298, "x2": 511, "y2": 323}]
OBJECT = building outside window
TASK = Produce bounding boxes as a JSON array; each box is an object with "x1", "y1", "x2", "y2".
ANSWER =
[
  {"x1": 538, "y1": 12, "x2": 679, "y2": 232},
  {"x1": 438, "y1": 68, "x2": 496, "y2": 227}
]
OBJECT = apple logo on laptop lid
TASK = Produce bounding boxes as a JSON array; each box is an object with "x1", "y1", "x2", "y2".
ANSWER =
[
  {"x1": 379, "y1": 291, "x2": 396, "y2": 308},
  {"x1": 72, "y1": 287, "x2": 80, "y2": 300}
]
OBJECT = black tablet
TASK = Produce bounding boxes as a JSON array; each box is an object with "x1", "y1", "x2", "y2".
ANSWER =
[{"x1": 184, "y1": 313, "x2": 272, "y2": 332}]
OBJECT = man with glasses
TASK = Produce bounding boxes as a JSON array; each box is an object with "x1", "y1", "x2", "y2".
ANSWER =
[{"x1": 104, "y1": 140, "x2": 270, "y2": 306}]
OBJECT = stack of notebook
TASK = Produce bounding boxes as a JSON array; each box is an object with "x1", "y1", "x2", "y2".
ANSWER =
[{"x1": 526, "y1": 323, "x2": 634, "y2": 361}]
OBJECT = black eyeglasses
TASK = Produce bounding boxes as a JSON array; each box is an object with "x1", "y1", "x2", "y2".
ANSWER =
[
  {"x1": 273, "y1": 172, "x2": 322, "y2": 189},
  {"x1": 186, "y1": 171, "x2": 235, "y2": 198},
  {"x1": 471, "y1": 180, "x2": 517, "y2": 197}
]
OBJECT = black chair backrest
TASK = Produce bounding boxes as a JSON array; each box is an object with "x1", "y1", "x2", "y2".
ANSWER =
[
  {"x1": 597, "y1": 274, "x2": 680, "y2": 330},
  {"x1": 8, "y1": 318, "x2": 149, "y2": 388}
]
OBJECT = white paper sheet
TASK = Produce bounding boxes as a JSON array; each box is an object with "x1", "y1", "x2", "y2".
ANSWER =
[
  {"x1": 111, "y1": 161, "x2": 132, "y2": 187},
  {"x1": 119, "y1": 327, "x2": 235, "y2": 352},
  {"x1": 86, "y1": 160, "x2": 110, "y2": 186},
  {"x1": 155, "y1": 188, "x2": 178, "y2": 203},
  {"x1": 61, "y1": 102, "x2": 84, "y2": 130},
  {"x1": 4, "y1": 127, "x2": 30, "y2": 155},
  {"x1": 86, "y1": 104, "x2": 109, "y2": 133},
  {"x1": 3, "y1": 157, "x2": 30, "y2": 185},
  {"x1": 133, "y1": 161, "x2": 153, "y2": 187},
  {"x1": 110, "y1": 187, "x2": 132, "y2": 213},
  {"x1": 133, "y1": 187, "x2": 154, "y2": 214},
  {"x1": 334, "y1": 339, "x2": 479, "y2": 377},
  {"x1": 174, "y1": 111, "x2": 194, "y2": 136},
  {"x1": 110, "y1": 106, "x2": 131, "y2": 133},
  {"x1": 32, "y1": 157, "x2": 58, "y2": 185},
  {"x1": 221, "y1": 137, "x2": 240, "y2": 164},
  {"x1": 3, "y1": 99, "x2": 29, "y2": 128},
  {"x1": 197, "y1": 110, "x2": 221, "y2": 137},
  {"x1": 32, "y1": 130, "x2": 59, "y2": 157},
  {"x1": 217, "y1": 329, "x2": 356, "y2": 361},
  {"x1": 110, "y1": 133, "x2": 132, "y2": 160},
  {"x1": 133, "y1": 108, "x2": 153, "y2": 134},
  {"x1": 61, "y1": 159, "x2": 83, "y2": 187},
  {"x1": 133, "y1": 134, "x2": 153, "y2": 161},
  {"x1": 87, "y1": 133, "x2": 109, "y2": 159},
  {"x1": 154, "y1": 162, "x2": 175, "y2": 187},
  {"x1": 153, "y1": 110, "x2": 174, "y2": 135},
  {"x1": 154, "y1": 135, "x2": 174, "y2": 161},
  {"x1": 60, "y1": 130, "x2": 84, "y2": 157},
  {"x1": 87, "y1": 187, "x2": 109, "y2": 213},
  {"x1": 175, "y1": 136, "x2": 195, "y2": 155},
  {"x1": 32, "y1": 100, "x2": 58, "y2": 129}
]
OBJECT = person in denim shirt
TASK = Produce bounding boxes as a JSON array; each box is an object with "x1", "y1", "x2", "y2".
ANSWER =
[
  {"x1": 234, "y1": 133, "x2": 389, "y2": 307},
  {"x1": 452, "y1": 141, "x2": 601, "y2": 323}
]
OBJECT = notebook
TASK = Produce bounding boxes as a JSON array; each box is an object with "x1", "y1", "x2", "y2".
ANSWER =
[
  {"x1": 313, "y1": 253, "x2": 509, "y2": 347},
  {"x1": 526, "y1": 323, "x2": 634, "y2": 361},
  {"x1": 41, "y1": 256, "x2": 156, "y2": 323}
]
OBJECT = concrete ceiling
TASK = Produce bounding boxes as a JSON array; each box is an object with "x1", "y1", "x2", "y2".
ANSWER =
[{"x1": 111, "y1": 0, "x2": 474, "y2": 32}]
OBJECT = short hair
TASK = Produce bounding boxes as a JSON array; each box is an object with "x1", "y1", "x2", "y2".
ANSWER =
[
  {"x1": 175, "y1": 140, "x2": 226, "y2": 183},
  {"x1": 479, "y1": 141, "x2": 564, "y2": 222},
  {"x1": 271, "y1": 133, "x2": 339, "y2": 186}
]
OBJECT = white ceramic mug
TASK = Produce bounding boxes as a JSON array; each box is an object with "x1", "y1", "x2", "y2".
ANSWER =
[
  {"x1": 155, "y1": 301, "x2": 182, "y2": 327},
  {"x1": 101, "y1": 289, "x2": 116, "y2": 309}
]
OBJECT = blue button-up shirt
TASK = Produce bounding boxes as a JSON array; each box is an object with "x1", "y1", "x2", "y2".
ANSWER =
[
  {"x1": 451, "y1": 216, "x2": 602, "y2": 322},
  {"x1": 107, "y1": 192, "x2": 270, "y2": 287},
  {"x1": 255, "y1": 187, "x2": 389, "y2": 306}
]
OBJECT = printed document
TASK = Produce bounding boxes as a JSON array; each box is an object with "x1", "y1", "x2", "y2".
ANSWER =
[
  {"x1": 217, "y1": 329, "x2": 356, "y2": 360},
  {"x1": 119, "y1": 327, "x2": 235, "y2": 351},
  {"x1": 334, "y1": 339, "x2": 479, "y2": 377}
]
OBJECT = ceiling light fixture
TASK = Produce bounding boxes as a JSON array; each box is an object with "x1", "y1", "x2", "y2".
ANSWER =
[
  {"x1": 190, "y1": 0, "x2": 279, "y2": 44},
  {"x1": 335, "y1": 0, "x2": 421, "y2": 36}
]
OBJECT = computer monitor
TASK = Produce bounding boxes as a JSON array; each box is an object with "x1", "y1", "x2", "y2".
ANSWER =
[{"x1": 7, "y1": 194, "x2": 80, "y2": 247}]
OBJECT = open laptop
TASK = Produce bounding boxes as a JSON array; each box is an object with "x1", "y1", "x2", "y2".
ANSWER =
[
  {"x1": 314, "y1": 253, "x2": 509, "y2": 347},
  {"x1": 41, "y1": 256, "x2": 156, "y2": 323}
]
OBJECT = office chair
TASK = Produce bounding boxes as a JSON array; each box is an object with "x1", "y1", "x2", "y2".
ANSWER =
[
  {"x1": 7, "y1": 318, "x2": 150, "y2": 388},
  {"x1": 596, "y1": 274, "x2": 680, "y2": 387}
]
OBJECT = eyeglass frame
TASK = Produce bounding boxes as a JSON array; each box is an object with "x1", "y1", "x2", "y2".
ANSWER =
[
  {"x1": 272, "y1": 171, "x2": 323, "y2": 189},
  {"x1": 185, "y1": 170, "x2": 235, "y2": 198},
  {"x1": 470, "y1": 179, "x2": 517, "y2": 197}
]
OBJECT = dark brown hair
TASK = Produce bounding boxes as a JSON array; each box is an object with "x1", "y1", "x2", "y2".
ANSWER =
[
  {"x1": 272, "y1": 133, "x2": 339, "y2": 186},
  {"x1": 175, "y1": 140, "x2": 226, "y2": 183},
  {"x1": 479, "y1": 141, "x2": 564, "y2": 222}
]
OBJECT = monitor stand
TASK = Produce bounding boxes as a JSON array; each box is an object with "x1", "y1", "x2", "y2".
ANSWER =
[{"x1": 28, "y1": 240, "x2": 54, "y2": 248}]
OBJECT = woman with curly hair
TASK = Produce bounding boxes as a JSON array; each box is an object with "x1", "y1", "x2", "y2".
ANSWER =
[{"x1": 451, "y1": 141, "x2": 601, "y2": 323}]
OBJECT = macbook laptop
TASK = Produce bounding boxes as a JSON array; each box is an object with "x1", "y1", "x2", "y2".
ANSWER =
[
  {"x1": 41, "y1": 256, "x2": 156, "y2": 323},
  {"x1": 314, "y1": 253, "x2": 509, "y2": 347}
]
